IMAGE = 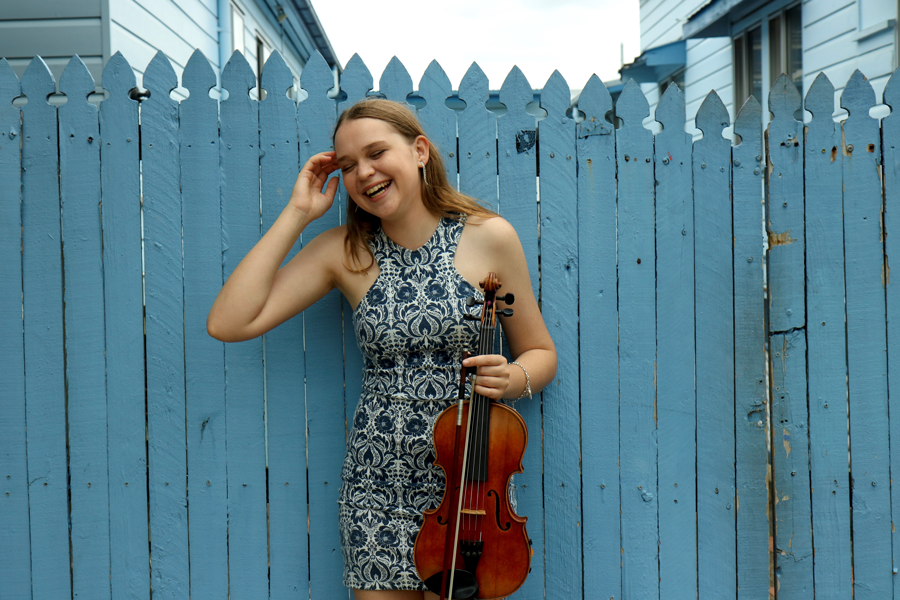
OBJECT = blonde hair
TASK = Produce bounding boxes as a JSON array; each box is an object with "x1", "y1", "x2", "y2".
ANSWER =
[{"x1": 334, "y1": 98, "x2": 495, "y2": 272}]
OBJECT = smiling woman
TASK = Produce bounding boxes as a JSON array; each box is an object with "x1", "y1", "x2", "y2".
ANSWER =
[{"x1": 206, "y1": 98, "x2": 557, "y2": 600}]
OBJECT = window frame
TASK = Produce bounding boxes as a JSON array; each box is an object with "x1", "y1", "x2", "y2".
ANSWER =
[{"x1": 732, "y1": 0, "x2": 802, "y2": 116}]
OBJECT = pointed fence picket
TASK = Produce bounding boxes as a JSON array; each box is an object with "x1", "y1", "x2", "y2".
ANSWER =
[{"x1": 6, "y1": 49, "x2": 900, "y2": 600}]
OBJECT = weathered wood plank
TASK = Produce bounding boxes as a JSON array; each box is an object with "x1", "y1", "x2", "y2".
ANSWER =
[
  {"x1": 655, "y1": 82, "x2": 697, "y2": 599},
  {"x1": 575, "y1": 74, "x2": 619, "y2": 600},
  {"x1": 841, "y1": 69, "x2": 892, "y2": 599},
  {"x1": 767, "y1": 73, "x2": 806, "y2": 334},
  {"x1": 767, "y1": 74, "x2": 813, "y2": 597},
  {"x1": 803, "y1": 71, "x2": 851, "y2": 600},
  {"x1": 615, "y1": 79, "x2": 658, "y2": 599},
  {"x1": 20, "y1": 56, "x2": 71, "y2": 600},
  {"x1": 416, "y1": 60, "x2": 456, "y2": 186},
  {"x1": 883, "y1": 66, "x2": 900, "y2": 600},
  {"x1": 260, "y1": 50, "x2": 309, "y2": 600},
  {"x1": 497, "y1": 65, "x2": 543, "y2": 599},
  {"x1": 0, "y1": 58, "x2": 31, "y2": 600},
  {"x1": 732, "y1": 96, "x2": 770, "y2": 600},
  {"x1": 59, "y1": 55, "x2": 110, "y2": 600},
  {"x1": 142, "y1": 50, "x2": 190, "y2": 599},
  {"x1": 180, "y1": 49, "x2": 228, "y2": 597},
  {"x1": 100, "y1": 52, "x2": 150, "y2": 600},
  {"x1": 380, "y1": 55, "x2": 412, "y2": 108},
  {"x1": 457, "y1": 62, "x2": 497, "y2": 207},
  {"x1": 770, "y1": 329, "x2": 812, "y2": 598},
  {"x1": 538, "y1": 69, "x2": 581, "y2": 597},
  {"x1": 693, "y1": 90, "x2": 736, "y2": 600},
  {"x1": 220, "y1": 50, "x2": 268, "y2": 598},
  {"x1": 298, "y1": 50, "x2": 346, "y2": 600}
]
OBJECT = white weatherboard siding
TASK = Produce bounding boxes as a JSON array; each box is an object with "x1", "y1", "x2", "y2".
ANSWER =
[
  {"x1": 802, "y1": 0, "x2": 896, "y2": 108},
  {"x1": 0, "y1": 0, "x2": 107, "y2": 85},
  {"x1": 637, "y1": 0, "x2": 898, "y2": 128},
  {"x1": 110, "y1": 0, "x2": 305, "y2": 93}
]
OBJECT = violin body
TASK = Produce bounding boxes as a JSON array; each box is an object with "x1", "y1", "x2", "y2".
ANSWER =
[
  {"x1": 413, "y1": 273, "x2": 531, "y2": 600},
  {"x1": 415, "y1": 400, "x2": 530, "y2": 599}
]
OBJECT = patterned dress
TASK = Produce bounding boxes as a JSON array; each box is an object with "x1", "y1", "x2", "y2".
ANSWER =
[{"x1": 338, "y1": 216, "x2": 482, "y2": 591}]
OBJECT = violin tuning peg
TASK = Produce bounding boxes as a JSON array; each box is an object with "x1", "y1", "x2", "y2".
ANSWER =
[
  {"x1": 463, "y1": 313, "x2": 481, "y2": 321},
  {"x1": 498, "y1": 293, "x2": 515, "y2": 305},
  {"x1": 466, "y1": 296, "x2": 484, "y2": 307},
  {"x1": 499, "y1": 308, "x2": 514, "y2": 317}
]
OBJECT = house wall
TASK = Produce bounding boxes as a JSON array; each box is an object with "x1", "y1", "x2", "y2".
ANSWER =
[
  {"x1": 109, "y1": 0, "x2": 307, "y2": 94},
  {"x1": 638, "y1": 0, "x2": 735, "y2": 132},
  {"x1": 637, "y1": 0, "x2": 898, "y2": 129},
  {"x1": 0, "y1": 0, "x2": 108, "y2": 86}
]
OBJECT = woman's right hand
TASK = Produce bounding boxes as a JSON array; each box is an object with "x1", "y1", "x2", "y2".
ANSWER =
[{"x1": 289, "y1": 151, "x2": 341, "y2": 220}]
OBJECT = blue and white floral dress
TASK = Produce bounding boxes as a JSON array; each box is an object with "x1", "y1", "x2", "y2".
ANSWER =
[{"x1": 338, "y1": 216, "x2": 481, "y2": 591}]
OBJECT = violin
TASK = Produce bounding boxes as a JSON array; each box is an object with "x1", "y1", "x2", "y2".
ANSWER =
[{"x1": 414, "y1": 273, "x2": 531, "y2": 600}]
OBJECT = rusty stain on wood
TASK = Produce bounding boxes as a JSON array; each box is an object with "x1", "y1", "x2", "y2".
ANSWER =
[{"x1": 768, "y1": 230, "x2": 796, "y2": 246}]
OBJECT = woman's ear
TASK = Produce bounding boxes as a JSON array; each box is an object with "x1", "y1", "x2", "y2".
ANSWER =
[{"x1": 414, "y1": 135, "x2": 430, "y2": 165}]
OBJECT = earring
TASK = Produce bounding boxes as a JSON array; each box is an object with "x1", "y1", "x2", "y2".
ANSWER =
[{"x1": 419, "y1": 161, "x2": 427, "y2": 186}]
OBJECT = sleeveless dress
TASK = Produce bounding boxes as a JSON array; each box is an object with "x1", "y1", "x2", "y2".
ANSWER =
[{"x1": 338, "y1": 216, "x2": 482, "y2": 591}]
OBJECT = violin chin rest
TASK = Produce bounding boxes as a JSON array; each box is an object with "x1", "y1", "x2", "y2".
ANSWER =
[{"x1": 423, "y1": 569, "x2": 478, "y2": 600}]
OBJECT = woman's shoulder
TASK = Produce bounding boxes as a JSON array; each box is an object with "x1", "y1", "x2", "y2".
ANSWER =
[{"x1": 462, "y1": 214, "x2": 521, "y2": 248}]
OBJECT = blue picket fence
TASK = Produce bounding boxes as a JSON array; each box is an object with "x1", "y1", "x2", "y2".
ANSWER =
[{"x1": 0, "y1": 48, "x2": 898, "y2": 599}]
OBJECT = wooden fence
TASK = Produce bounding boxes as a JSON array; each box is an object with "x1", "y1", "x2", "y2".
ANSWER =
[{"x1": 0, "y1": 48, "x2": 897, "y2": 599}]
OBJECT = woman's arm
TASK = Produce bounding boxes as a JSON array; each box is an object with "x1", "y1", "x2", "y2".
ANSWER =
[
  {"x1": 206, "y1": 152, "x2": 340, "y2": 342},
  {"x1": 459, "y1": 217, "x2": 557, "y2": 400}
]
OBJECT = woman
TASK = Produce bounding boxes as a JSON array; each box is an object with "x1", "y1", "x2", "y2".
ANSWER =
[{"x1": 207, "y1": 99, "x2": 556, "y2": 599}]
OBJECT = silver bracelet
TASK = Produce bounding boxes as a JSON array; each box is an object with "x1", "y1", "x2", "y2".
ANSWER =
[{"x1": 510, "y1": 361, "x2": 532, "y2": 400}]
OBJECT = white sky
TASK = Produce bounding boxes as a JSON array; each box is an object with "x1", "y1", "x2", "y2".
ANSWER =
[{"x1": 313, "y1": 0, "x2": 642, "y2": 93}]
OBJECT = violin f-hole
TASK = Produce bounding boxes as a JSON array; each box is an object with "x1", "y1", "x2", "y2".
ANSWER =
[{"x1": 488, "y1": 489, "x2": 512, "y2": 531}]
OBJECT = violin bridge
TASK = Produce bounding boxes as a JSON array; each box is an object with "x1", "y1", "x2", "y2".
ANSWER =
[{"x1": 460, "y1": 508, "x2": 486, "y2": 516}]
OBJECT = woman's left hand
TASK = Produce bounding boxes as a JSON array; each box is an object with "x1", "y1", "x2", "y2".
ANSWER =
[{"x1": 463, "y1": 354, "x2": 510, "y2": 400}]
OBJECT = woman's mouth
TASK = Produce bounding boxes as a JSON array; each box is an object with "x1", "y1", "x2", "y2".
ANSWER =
[{"x1": 364, "y1": 180, "x2": 392, "y2": 200}]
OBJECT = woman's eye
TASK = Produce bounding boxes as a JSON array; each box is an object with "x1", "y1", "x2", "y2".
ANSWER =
[
  {"x1": 341, "y1": 164, "x2": 355, "y2": 173},
  {"x1": 371, "y1": 150, "x2": 385, "y2": 158}
]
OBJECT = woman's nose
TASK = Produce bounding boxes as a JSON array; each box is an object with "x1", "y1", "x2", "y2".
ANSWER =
[{"x1": 358, "y1": 160, "x2": 375, "y2": 179}]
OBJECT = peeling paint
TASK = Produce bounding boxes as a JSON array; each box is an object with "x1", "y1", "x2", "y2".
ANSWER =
[
  {"x1": 783, "y1": 427, "x2": 791, "y2": 458},
  {"x1": 768, "y1": 230, "x2": 796, "y2": 247}
]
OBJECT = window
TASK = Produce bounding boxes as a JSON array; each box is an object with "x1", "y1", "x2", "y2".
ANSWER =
[
  {"x1": 256, "y1": 34, "x2": 273, "y2": 98},
  {"x1": 734, "y1": 25, "x2": 762, "y2": 105},
  {"x1": 231, "y1": 3, "x2": 244, "y2": 55},
  {"x1": 734, "y1": 3, "x2": 802, "y2": 106}
]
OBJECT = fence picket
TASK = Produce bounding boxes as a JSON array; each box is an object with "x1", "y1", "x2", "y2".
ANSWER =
[
  {"x1": 575, "y1": 74, "x2": 619, "y2": 600},
  {"x1": 841, "y1": 69, "x2": 892, "y2": 599},
  {"x1": 181, "y1": 49, "x2": 229, "y2": 597},
  {"x1": 803, "y1": 71, "x2": 851, "y2": 600},
  {"x1": 416, "y1": 60, "x2": 456, "y2": 185},
  {"x1": 883, "y1": 68, "x2": 900, "y2": 600},
  {"x1": 655, "y1": 82, "x2": 697, "y2": 598},
  {"x1": 380, "y1": 55, "x2": 413, "y2": 107},
  {"x1": 298, "y1": 50, "x2": 347, "y2": 599},
  {"x1": 99, "y1": 52, "x2": 149, "y2": 600},
  {"x1": 142, "y1": 50, "x2": 189, "y2": 598},
  {"x1": 0, "y1": 58, "x2": 30, "y2": 599},
  {"x1": 615, "y1": 79, "x2": 658, "y2": 599},
  {"x1": 766, "y1": 74, "x2": 813, "y2": 597},
  {"x1": 538, "y1": 69, "x2": 581, "y2": 597},
  {"x1": 259, "y1": 50, "x2": 309, "y2": 599},
  {"x1": 457, "y1": 62, "x2": 497, "y2": 206},
  {"x1": 59, "y1": 55, "x2": 110, "y2": 600},
  {"x1": 693, "y1": 90, "x2": 737, "y2": 599},
  {"x1": 497, "y1": 65, "x2": 543, "y2": 600},
  {"x1": 220, "y1": 50, "x2": 268, "y2": 598},
  {"x1": 20, "y1": 56, "x2": 71, "y2": 600},
  {"x1": 732, "y1": 96, "x2": 769, "y2": 599}
]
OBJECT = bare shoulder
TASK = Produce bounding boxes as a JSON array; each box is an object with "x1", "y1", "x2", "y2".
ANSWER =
[{"x1": 463, "y1": 214, "x2": 522, "y2": 251}]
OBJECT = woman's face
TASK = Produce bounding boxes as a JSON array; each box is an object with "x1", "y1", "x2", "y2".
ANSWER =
[{"x1": 334, "y1": 117, "x2": 428, "y2": 222}]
